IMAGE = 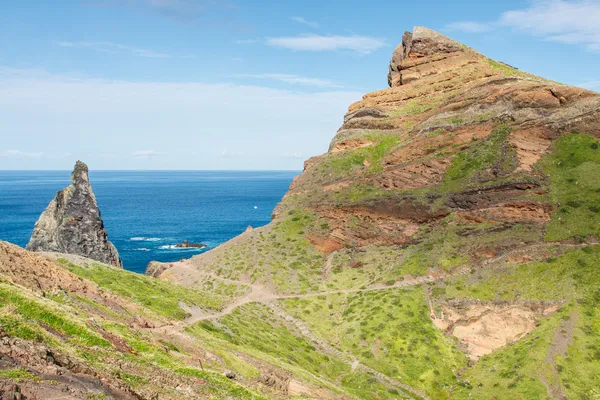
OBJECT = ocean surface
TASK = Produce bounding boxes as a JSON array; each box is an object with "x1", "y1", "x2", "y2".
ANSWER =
[{"x1": 0, "y1": 171, "x2": 297, "y2": 274}]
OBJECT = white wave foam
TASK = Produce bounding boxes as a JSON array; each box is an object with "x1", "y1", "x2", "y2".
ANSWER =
[
  {"x1": 130, "y1": 237, "x2": 162, "y2": 242},
  {"x1": 135, "y1": 248, "x2": 151, "y2": 251},
  {"x1": 158, "y1": 244, "x2": 205, "y2": 251}
]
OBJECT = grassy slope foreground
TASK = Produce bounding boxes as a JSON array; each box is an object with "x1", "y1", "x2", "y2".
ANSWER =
[{"x1": 1, "y1": 27, "x2": 600, "y2": 399}]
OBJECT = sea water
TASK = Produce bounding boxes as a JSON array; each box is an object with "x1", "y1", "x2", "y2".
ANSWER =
[{"x1": 0, "y1": 170, "x2": 297, "y2": 273}]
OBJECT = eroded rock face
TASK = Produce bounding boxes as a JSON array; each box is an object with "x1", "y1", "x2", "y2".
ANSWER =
[
  {"x1": 388, "y1": 26, "x2": 464, "y2": 87},
  {"x1": 430, "y1": 300, "x2": 559, "y2": 360},
  {"x1": 26, "y1": 161, "x2": 122, "y2": 267}
]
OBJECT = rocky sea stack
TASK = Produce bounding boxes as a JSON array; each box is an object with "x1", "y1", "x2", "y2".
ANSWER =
[{"x1": 26, "y1": 161, "x2": 122, "y2": 267}]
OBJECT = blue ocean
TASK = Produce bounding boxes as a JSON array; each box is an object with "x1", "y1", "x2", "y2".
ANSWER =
[{"x1": 0, "y1": 171, "x2": 297, "y2": 273}]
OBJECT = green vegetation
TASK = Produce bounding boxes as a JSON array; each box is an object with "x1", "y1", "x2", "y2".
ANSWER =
[
  {"x1": 341, "y1": 371, "x2": 406, "y2": 399},
  {"x1": 176, "y1": 368, "x2": 269, "y2": 399},
  {"x1": 324, "y1": 134, "x2": 400, "y2": 175},
  {"x1": 539, "y1": 133, "x2": 600, "y2": 241},
  {"x1": 0, "y1": 283, "x2": 109, "y2": 347},
  {"x1": 0, "y1": 368, "x2": 40, "y2": 382},
  {"x1": 57, "y1": 259, "x2": 226, "y2": 319},
  {"x1": 188, "y1": 303, "x2": 350, "y2": 381},
  {"x1": 441, "y1": 125, "x2": 517, "y2": 192},
  {"x1": 387, "y1": 98, "x2": 445, "y2": 117},
  {"x1": 281, "y1": 287, "x2": 467, "y2": 399},
  {"x1": 441, "y1": 245, "x2": 600, "y2": 399},
  {"x1": 214, "y1": 209, "x2": 324, "y2": 293}
]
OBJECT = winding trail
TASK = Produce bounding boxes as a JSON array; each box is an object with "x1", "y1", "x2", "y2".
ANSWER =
[{"x1": 152, "y1": 240, "x2": 598, "y2": 399}]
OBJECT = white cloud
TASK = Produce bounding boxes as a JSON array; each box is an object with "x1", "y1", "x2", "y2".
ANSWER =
[
  {"x1": 0, "y1": 150, "x2": 44, "y2": 158},
  {"x1": 232, "y1": 73, "x2": 342, "y2": 88},
  {"x1": 55, "y1": 41, "x2": 171, "y2": 58},
  {"x1": 267, "y1": 34, "x2": 386, "y2": 55},
  {"x1": 499, "y1": 0, "x2": 600, "y2": 51},
  {"x1": 133, "y1": 150, "x2": 163, "y2": 158},
  {"x1": 290, "y1": 16, "x2": 319, "y2": 29},
  {"x1": 445, "y1": 21, "x2": 493, "y2": 33},
  {"x1": 220, "y1": 149, "x2": 243, "y2": 158},
  {"x1": 0, "y1": 67, "x2": 362, "y2": 170},
  {"x1": 444, "y1": 1, "x2": 600, "y2": 52}
]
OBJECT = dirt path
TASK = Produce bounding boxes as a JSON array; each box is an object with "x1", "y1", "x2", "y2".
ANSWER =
[
  {"x1": 174, "y1": 241, "x2": 597, "y2": 325},
  {"x1": 322, "y1": 253, "x2": 334, "y2": 282},
  {"x1": 540, "y1": 310, "x2": 578, "y2": 400}
]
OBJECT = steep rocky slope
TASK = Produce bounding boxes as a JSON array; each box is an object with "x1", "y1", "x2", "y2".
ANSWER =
[
  {"x1": 147, "y1": 27, "x2": 600, "y2": 399},
  {"x1": 27, "y1": 161, "x2": 122, "y2": 267}
]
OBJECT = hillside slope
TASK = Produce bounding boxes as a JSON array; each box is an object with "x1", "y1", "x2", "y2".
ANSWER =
[{"x1": 149, "y1": 27, "x2": 600, "y2": 399}]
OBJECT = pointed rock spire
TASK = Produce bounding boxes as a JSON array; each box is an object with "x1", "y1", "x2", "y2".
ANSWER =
[{"x1": 26, "y1": 161, "x2": 122, "y2": 267}]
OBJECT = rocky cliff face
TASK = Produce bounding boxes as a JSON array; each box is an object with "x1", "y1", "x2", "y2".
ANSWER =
[{"x1": 26, "y1": 161, "x2": 122, "y2": 267}]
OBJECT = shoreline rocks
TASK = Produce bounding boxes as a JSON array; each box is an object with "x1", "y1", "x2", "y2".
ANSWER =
[{"x1": 175, "y1": 240, "x2": 207, "y2": 249}]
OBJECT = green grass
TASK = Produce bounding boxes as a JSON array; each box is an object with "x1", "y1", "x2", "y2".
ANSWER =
[
  {"x1": 280, "y1": 287, "x2": 467, "y2": 399},
  {"x1": 446, "y1": 245, "x2": 600, "y2": 399},
  {"x1": 0, "y1": 283, "x2": 109, "y2": 347},
  {"x1": 441, "y1": 125, "x2": 517, "y2": 192},
  {"x1": 176, "y1": 368, "x2": 269, "y2": 400},
  {"x1": 187, "y1": 303, "x2": 350, "y2": 382},
  {"x1": 324, "y1": 134, "x2": 400, "y2": 175},
  {"x1": 539, "y1": 133, "x2": 600, "y2": 241},
  {"x1": 214, "y1": 209, "x2": 324, "y2": 294},
  {"x1": 341, "y1": 371, "x2": 407, "y2": 399},
  {"x1": 387, "y1": 98, "x2": 444, "y2": 117},
  {"x1": 0, "y1": 368, "x2": 40, "y2": 382},
  {"x1": 435, "y1": 246, "x2": 600, "y2": 302},
  {"x1": 57, "y1": 259, "x2": 225, "y2": 319}
]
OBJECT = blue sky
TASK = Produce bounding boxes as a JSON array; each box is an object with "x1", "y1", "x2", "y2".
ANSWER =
[{"x1": 1, "y1": 0, "x2": 599, "y2": 170}]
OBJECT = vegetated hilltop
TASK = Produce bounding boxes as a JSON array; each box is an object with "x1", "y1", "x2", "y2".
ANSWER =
[{"x1": 0, "y1": 27, "x2": 599, "y2": 400}]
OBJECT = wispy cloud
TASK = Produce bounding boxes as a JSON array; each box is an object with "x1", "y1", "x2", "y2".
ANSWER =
[
  {"x1": 444, "y1": 1, "x2": 600, "y2": 52},
  {"x1": 290, "y1": 16, "x2": 319, "y2": 29},
  {"x1": 0, "y1": 150, "x2": 44, "y2": 158},
  {"x1": 445, "y1": 21, "x2": 493, "y2": 33},
  {"x1": 86, "y1": 0, "x2": 241, "y2": 27},
  {"x1": 133, "y1": 150, "x2": 164, "y2": 158},
  {"x1": 500, "y1": 0, "x2": 600, "y2": 51},
  {"x1": 232, "y1": 73, "x2": 342, "y2": 88},
  {"x1": 56, "y1": 41, "x2": 171, "y2": 58},
  {"x1": 0, "y1": 66, "x2": 362, "y2": 170},
  {"x1": 267, "y1": 34, "x2": 386, "y2": 55},
  {"x1": 220, "y1": 149, "x2": 243, "y2": 158}
]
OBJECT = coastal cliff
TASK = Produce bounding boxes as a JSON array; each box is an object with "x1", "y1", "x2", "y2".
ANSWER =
[{"x1": 26, "y1": 161, "x2": 122, "y2": 267}]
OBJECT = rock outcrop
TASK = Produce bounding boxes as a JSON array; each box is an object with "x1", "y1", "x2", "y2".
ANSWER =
[
  {"x1": 388, "y1": 26, "x2": 464, "y2": 87},
  {"x1": 26, "y1": 161, "x2": 122, "y2": 267}
]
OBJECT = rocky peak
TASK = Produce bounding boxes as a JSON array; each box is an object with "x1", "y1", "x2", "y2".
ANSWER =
[
  {"x1": 26, "y1": 161, "x2": 122, "y2": 268},
  {"x1": 71, "y1": 160, "x2": 90, "y2": 187},
  {"x1": 388, "y1": 26, "x2": 466, "y2": 87}
]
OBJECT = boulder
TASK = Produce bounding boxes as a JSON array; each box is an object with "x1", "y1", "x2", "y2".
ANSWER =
[{"x1": 26, "y1": 161, "x2": 122, "y2": 267}]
